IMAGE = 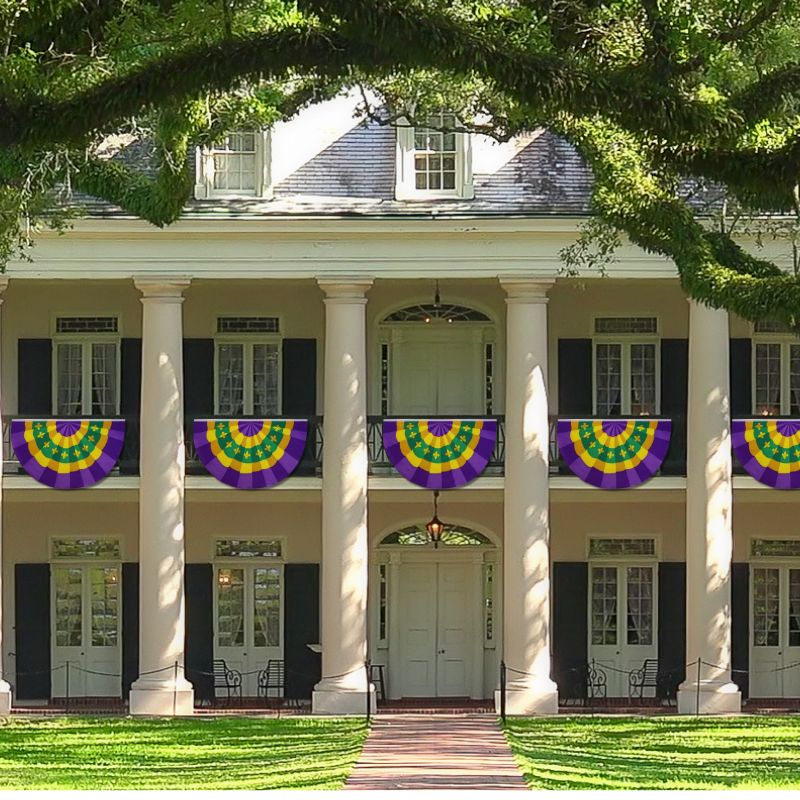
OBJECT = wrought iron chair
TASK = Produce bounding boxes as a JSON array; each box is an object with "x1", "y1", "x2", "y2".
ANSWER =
[
  {"x1": 213, "y1": 659, "x2": 242, "y2": 704},
  {"x1": 629, "y1": 658, "x2": 659, "y2": 699},
  {"x1": 257, "y1": 659, "x2": 285, "y2": 699}
]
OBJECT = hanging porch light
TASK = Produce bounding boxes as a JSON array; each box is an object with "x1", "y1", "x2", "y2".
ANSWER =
[{"x1": 425, "y1": 490, "x2": 446, "y2": 548}]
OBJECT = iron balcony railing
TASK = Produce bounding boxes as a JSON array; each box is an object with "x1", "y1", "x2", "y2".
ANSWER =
[{"x1": 2, "y1": 413, "x2": 689, "y2": 478}]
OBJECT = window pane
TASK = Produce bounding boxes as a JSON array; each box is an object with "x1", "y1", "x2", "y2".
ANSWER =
[
  {"x1": 753, "y1": 568, "x2": 780, "y2": 647},
  {"x1": 790, "y1": 570, "x2": 800, "y2": 648},
  {"x1": 629, "y1": 343, "x2": 656, "y2": 415},
  {"x1": 626, "y1": 567, "x2": 653, "y2": 645},
  {"x1": 212, "y1": 133, "x2": 257, "y2": 192},
  {"x1": 379, "y1": 564, "x2": 388, "y2": 642},
  {"x1": 215, "y1": 539, "x2": 282, "y2": 559},
  {"x1": 52, "y1": 538, "x2": 121, "y2": 559},
  {"x1": 755, "y1": 343, "x2": 782, "y2": 415},
  {"x1": 91, "y1": 567, "x2": 119, "y2": 647},
  {"x1": 413, "y1": 113, "x2": 458, "y2": 193},
  {"x1": 591, "y1": 566, "x2": 617, "y2": 645},
  {"x1": 252, "y1": 343, "x2": 280, "y2": 416},
  {"x1": 57, "y1": 343, "x2": 83, "y2": 416},
  {"x1": 55, "y1": 568, "x2": 83, "y2": 647},
  {"x1": 217, "y1": 344, "x2": 244, "y2": 416},
  {"x1": 91, "y1": 343, "x2": 117, "y2": 416},
  {"x1": 483, "y1": 563, "x2": 494, "y2": 642},
  {"x1": 595, "y1": 344, "x2": 622, "y2": 416},
  {"x1": 253, "y1": 567, "x2": 280, "y2": 648},
  {"x1": 217, "y1": 568, "x2": 245, "y2": 647},
  {"x1": 791, "y1": 346, "x2": 800, "y2": 415}
]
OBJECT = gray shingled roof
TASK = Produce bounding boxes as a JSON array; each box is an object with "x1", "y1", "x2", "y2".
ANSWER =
[{"x1": 72, "y1": 120, "x2": 718, "y2": 220}]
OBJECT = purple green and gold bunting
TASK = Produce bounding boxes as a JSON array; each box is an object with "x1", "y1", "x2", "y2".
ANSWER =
[
  {"x1": 732, "y1": 419, "x2": 800, "y2": 489},
  {"x1": 193, "y1": 419, "x2": 307, "y2": 489},
  {"x1": 557, "y1": 418, "x2": 671, "y2": 489},
  {"x1": 382, "y1": 419, "x2": 497, "y2": 489},
  {"x1": 11, "y1": 419, "x2": 125, "y2": 489}
]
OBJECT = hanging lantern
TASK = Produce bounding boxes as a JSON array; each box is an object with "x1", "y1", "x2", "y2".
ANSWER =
[{"x1": 425, "y1": 490, "x2": 446, "y2": 548}]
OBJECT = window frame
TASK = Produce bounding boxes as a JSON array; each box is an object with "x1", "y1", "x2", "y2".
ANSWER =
[
  {"x1": 213, "y1": 332, "x2": 283, "y2": 417},
  {"x1": 194, "y1": 129, "x2": 272, "y2": 200},
  {"x1": 751, "y1": 331, "x2": 800, "y2": 416},
  {"x1": 395, "y1": 114, "x2": 474, "y2": 201},
  {"x1": 51, "y1": 316, "x2": 121, "y2": 417},
  {"x1": 591, "y1": 316, "x2": 661, "y2": 417}
]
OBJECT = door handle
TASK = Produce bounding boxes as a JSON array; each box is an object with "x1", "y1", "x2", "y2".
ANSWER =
[{"x1": 438, "y1": 649, "x2": 445, "y2": 654}]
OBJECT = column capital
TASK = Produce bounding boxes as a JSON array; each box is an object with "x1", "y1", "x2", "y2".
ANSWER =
[
  {"x1": 499, "y1": 276, "x2": 555, "y2": 303},
  {"x1": 317, "y1": 276, "x2": 374, "y2": 303},
  {"x1": 134, "y1": 276, "x2": 191, "y2": 301}
]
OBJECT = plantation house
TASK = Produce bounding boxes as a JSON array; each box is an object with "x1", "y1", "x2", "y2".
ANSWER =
[{"x1": 0, "y1": 94, "x2": 795, "y2": 717}]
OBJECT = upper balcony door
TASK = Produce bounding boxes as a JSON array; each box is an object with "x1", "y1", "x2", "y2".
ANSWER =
[
  {"x1": 391, "y1": 328, "x2": 484, "y2": 416},
  {"x1": 380, "y1": 302, "x2": 495, "y2": 418}
]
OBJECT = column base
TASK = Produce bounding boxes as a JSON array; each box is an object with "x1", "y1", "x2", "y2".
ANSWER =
[
  {"x1": 0, "y1": 680, "x2": 11, "y2": 716},
  {"x1": 312, "y1": 679, "x2": 376, "y2": 715},
  {"x1": 676, "y1": 680, "x2": 741, "y2": 715},
  {"x1": 129, "y1": 676, "x2": 195, "y2": 716},
  {"x1": 495, "y1": 678, "x2": 559, "y2": 716}
]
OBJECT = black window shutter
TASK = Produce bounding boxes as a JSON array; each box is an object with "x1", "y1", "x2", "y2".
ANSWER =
[
  {"x1": 731, "y1": 562, "x2": 749, "y2": 699},
  {"x1": 284, "y1": 563, "x2": 321, "y2": 700},
  {"x1": 15, "y1": 563, "x2": 51, "y2": 700},
  {"x1": 120, "y1": 339, "x2": 142, "y2": 415},
  {"x1": 282, "y1": 339, "x2": 317, "y2": 416},
  {"x1": 729, "y1": 339, "x2": 752, "y2": 417},
  {"x1": 657, "y1": 562, "x2": 686, "y2": 700},
  {"x1": 183, "y1": 339, "x2": 215, "y2": 418},
  {"x1": 660, "y1": 339, "x2": 688, "y2": 475},
  {"x1": 558, "y1": 339, "x2": 593, "y2": 416},
  {"x1": 122, "y1": 563, "x2": 139, "y2": 697},
  {"x1": 18, "y1": 339, "x2": 52, "y2": 415},
  {"x1": 184, "y1": 563, "x2": 214, "y2": 703},
  {"x1": 552, "y1": 561, "x2": 588, "y2": 700}
]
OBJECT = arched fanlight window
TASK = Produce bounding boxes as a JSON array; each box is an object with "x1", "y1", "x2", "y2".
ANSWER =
[
  {"x1": 382, "y1": 304, "x2": 490, "y2": 324},
  {"x1": 380, "y1": 524, "x2": 492, "y2": 546}
]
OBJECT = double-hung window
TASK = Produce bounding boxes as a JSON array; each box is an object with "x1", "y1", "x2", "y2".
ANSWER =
[
  {"x1": 593, "y1": 316, "x2": 659, "y2": 416},
  {"x1": 753, "y1": 321, "x2": 800, "y2": 415},
  {"x1": 53, "y1": 316, "x2": 120, "y2": 416},
  {"x1": 195, "y1": 130, "x2": 272, "y2": 199},
  {"x1": 395, "y1": 111, "x2": 473, "y2": 200},
  {"x1": 215, "y1": 317, "x2": 281, "y2": 417}
]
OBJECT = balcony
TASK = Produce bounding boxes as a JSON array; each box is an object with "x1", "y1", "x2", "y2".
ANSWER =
[{"x1": 2, "y1": 413, "x2": 688, "y2": 480}]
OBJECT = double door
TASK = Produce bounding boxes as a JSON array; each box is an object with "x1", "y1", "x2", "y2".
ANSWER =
[
  {"x1": 51, "y1": 564, "x2": 121, "y2": 697},
  {"x1": 214, "y1": 564, "x2": 282, "y2": 696},
  {"x1": 589, "y1": 564, "x2": 657, "y2": 696},
  {"x1": 398, "y1": 561, "x2": 477, "y2": 697},
  {"x1": 390, "y1": 329, "x2": 484, "y2": 415},
  {"x1": 750, "y1": 566, "x2": 800, "y2": 697}
]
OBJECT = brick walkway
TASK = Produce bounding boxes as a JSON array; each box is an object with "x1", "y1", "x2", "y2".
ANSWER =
[{"x1": 345, "y1": 714, "x2": 528, "y2": 790}]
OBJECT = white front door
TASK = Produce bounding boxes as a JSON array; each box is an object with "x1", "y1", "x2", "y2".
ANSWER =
[
  {"x1": 51, "y1": 564, "x2": 121, "y2": 697},
  {"x1": 751, "y1": 566, "x2": 800, "y2": 697},
  {"x1": 215, "y1": 564, "x2": 282, "y2": 696},
  {"x1": 589, "y1": 564, "x2": 658, "y2": 697},
  {"x1": 390, "y1": 329, "x2": 484, "y2": 416},
  {"x1": 398, "y1": 561, "x2": 476, "y2": 697}
]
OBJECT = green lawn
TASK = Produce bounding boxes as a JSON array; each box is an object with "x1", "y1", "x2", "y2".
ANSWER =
[
  {"x1": 505, "y1": 716, "x2": 800, "y2": 790},
  {"x1": 0, "y1": 716, "x2": 367, "y2": 790}
]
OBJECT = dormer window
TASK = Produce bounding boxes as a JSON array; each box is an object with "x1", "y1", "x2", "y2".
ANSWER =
[
  {"x1": 395, "y1": 112, "x2": 473, "y2": 201},
  {"x1": 195, "y1": 130, "x2": 272, "y2": 199}
]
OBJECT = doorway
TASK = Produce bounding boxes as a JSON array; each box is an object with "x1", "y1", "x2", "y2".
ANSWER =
[
  {"x1": 750, "y1": 565, "x2": 800, "y2": 697},
  {"x1": 51, "y1": 564, "x2": 121, "y2": 698},
  {"x1": 588, "y1": 563, "x2": 658, "y2": 696}
]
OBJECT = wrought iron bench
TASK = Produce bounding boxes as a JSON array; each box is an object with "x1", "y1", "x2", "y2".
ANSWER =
[
  {"x1": 586, "y1": 661, "x2": 608, "y2": 703},
  {"x1": 257, "y1": 659, "x2": 285, "y2": 699},
  {"x1": 629, "y1": 658, "x2": 659, "y2": 699},
  {"x1": 213, "y1": 659, "x2": 242, "y2": 704}
]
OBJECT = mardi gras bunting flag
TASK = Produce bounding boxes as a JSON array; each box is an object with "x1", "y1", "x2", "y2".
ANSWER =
[
  {"x1": 11, "y1": 419, "x2": 126, "y2": 489},
  {"x1": 382, "y1": 419, "x2": 497, "y2": 489},
  {"x1": 732, "y1": 419, "x2": 800, "y2": 489},
  {"x1": 193, "y1": 419, "x2": 307, "y2": 489},
  {"x1": 557, "y1": 418, "x2": 672, "y2": 490}
]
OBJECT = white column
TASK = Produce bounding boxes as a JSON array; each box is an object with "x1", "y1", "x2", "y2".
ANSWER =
[
  {"x1": 496, "y1": 278, "x2": 558, "y2": 714},
  {"x1": 313, "y1": 277, "x2": 375, "y2": 714},
  {"x1": 129, "y1": 277, "x2": 194, "y2": 716},
  {"x1": 0, "y1": 278, "x2": 11, "y2": 715},
  {"x1": 677, "y1": 300, "x2": 741, "y2": 714}
]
